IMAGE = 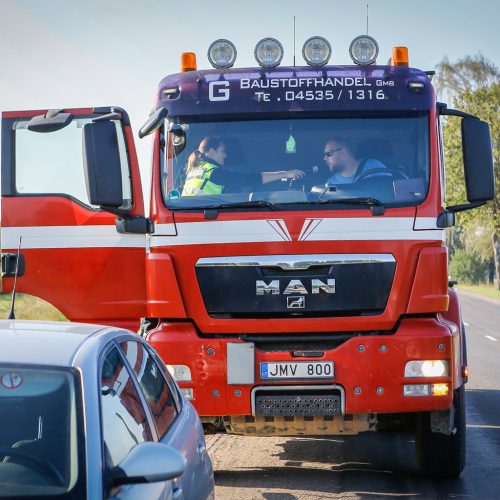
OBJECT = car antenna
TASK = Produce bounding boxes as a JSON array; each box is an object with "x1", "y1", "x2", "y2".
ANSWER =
[{"x1": 8, "y1": 237, "x2": 22, "y2": 320}]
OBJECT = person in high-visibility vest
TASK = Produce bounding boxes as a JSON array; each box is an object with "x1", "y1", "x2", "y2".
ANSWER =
[{"x1": 182, "y1": 136, "x2": 305, "y2": 196}]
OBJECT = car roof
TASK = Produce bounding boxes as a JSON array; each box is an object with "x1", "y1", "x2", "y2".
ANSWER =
[{"x1": 0, "y1": 320, "x2": 126, "y2": 367}]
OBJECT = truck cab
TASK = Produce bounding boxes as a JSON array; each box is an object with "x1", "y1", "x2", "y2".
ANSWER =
[{"x1": 1, "y1": 36, "x2": 494, "y2": 478}]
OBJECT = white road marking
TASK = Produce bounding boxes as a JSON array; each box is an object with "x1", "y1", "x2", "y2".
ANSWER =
[
  {"x1": 463, "y1": 321, "x2": 470, "y2": 326},
  {"x1": 467, "y1": 424, "x2": 500, "y2": 429},
  {"x1": 485, "y1": 335, "x2": 497, "y2": 342}
]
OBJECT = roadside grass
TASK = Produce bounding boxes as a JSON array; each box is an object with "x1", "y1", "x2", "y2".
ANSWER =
[
  {"x1": 456, "y1": 284, "x2": 500, "y2": 301},
  {"x1": 0, "y1": 293, "x2": 66, "y2": 321}
]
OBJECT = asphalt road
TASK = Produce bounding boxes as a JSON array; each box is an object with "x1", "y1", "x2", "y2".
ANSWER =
[{"x1": 206, "y1": 290, "x2": 500, "y2": 499}]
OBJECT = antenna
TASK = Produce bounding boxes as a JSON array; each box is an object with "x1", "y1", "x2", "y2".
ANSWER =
[
  {"x1": 8, "y1": 237, "x2": 22, "y2": 320},
  {"x1": 366, "y1": 4, "x2": 369, "y2": 35},
  {"x1": 293, "y1": 16, "x2": 296, "y2": 66}
]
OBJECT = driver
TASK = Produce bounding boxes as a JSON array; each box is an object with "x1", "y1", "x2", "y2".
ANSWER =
[
  {"x1": 323, "y1": 137, "x2": 387, "y2": 186},
  {"x1": 182, "y1": 136, "x2": 305, "y2": 196}
]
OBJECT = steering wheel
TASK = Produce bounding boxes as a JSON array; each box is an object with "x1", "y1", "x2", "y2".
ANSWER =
[
  {"x1": 0, "y1": 446, "x2": 64, "y2": 486},
  {"x1": 355, "y1": 167, "x2": 409, "y2": 182}
]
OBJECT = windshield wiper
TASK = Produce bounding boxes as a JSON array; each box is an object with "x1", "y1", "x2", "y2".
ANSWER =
[
  {"x1": 311, "y1": 197, "x2": 385, "y2": 215},
  {"x1": 175, "y1": 200, "x2": 280, "y2": 219},
  {"x1": 207, "y1": 200, "x2": 279, "y2": 210}
]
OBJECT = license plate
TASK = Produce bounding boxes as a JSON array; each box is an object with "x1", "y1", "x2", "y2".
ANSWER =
[{"x1": 260, "y1": 361, "x2": 334, "y2": 380}]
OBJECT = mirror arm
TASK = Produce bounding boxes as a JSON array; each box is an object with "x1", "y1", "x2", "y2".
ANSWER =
[
  {"x1": 446, "y1": 200, "x2": 486, "y2": 213},
  {"x1": 100, "y1": 205, "x2": 129, "y2": 217},
  {"x1": 139, "y1": 107, "x2": 168, "y2": 139},
  {"x1": 437, "y1": 201, "x2": 487, "y2": 228},
  {"x1": 92, "y1": 112, "x2": 122, "y2": 123},
  {"x1": 437, "y1": 103, "x2": 480, "y2": 120},
  {"x1": 98, "y1": 205, "x2": 154, "y2": 234}
]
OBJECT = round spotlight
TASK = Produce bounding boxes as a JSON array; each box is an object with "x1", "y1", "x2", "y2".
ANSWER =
[
  {"x1": 208, "y1": 39, "x2": 237, "y2": 69},
  {"x1": 302, "y1": 36, "x2": 332, "y2": 66},
  {"x1": 254, "y1": 38, "x2": 284, "y2": 68},
  {"x1": 349, "y1": 35, "x2": 379, "y2": 65}
]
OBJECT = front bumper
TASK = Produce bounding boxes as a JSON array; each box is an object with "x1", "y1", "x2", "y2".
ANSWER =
[{"x1": 148, "y1": 316, "x2": 457, "y2": 417}]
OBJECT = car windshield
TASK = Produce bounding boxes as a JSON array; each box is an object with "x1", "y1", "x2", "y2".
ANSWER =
[
  {"x1": 162, "y1": 113, "x2": 430, "y2": 210},
  {"x1": 0, "y1": 365, "x2": 84, "y2": 498}
]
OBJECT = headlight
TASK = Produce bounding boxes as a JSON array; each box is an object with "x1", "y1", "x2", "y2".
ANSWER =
[
  {"x1": 403, "y1": 383, "x2": 449, "y2": 397},
  {"x1": 167, "y1": 364, "x2": 192, "y2": 381},
  {"x1": 349, "y1": 35, "x2": 379, "y2": 65},
  {"x1": 208, "y1": 39, "x2": 237, "y2": 69},
  {"x1": 254, "y1": 38, "x2": 284, "y2": 67},
  {"x1": 404, "y1": 360, "x2": 449, "y2": 378},
  {"x1": 302, "y1": 36, "x2": 331, "y2": 66}
]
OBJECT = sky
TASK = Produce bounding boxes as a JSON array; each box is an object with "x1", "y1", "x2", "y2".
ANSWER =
[{"x1": 0, "y1": 0, "x2": 499, "y2": 189}]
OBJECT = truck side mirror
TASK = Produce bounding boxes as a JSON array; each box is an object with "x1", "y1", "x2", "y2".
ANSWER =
[
  {"x1": 462, "y1": 118, "x2": 495, "y2": 203},
  {"x1": 82, "y1": 121, "x2": 124, "y2": 208}
]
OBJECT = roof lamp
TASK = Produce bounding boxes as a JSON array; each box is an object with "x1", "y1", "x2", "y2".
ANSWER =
[
  {"x1": 254, "y1": 38, "x2": 284, "y2": 68},
  {"x1": 302, "y1": 36, "x2": 332, "y2": 66},
  {"x1": 392, "y1": 46, "x2": 409, "y2": 67},
  {"x1": 349, "y1": 35, "x2": 379, "y2": 65},
  {"x1": 208, "y1": 39, "x2": 237, "y2": 69},
  {"x1": 181, "y1": 52, "x2": 197, "y2": 72}
]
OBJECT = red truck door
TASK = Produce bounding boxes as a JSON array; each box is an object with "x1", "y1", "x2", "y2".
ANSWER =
[{"x1": 1, "y1": 108, "x2": 146, "y2": 329}]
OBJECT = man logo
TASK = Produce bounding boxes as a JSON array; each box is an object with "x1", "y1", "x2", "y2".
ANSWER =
[
  {"x1": 256, "y1": 279, "x2": 335, "y2": 295},
  {"x1": 287, "y1": 296, "x2": 305, "y2": 309}
]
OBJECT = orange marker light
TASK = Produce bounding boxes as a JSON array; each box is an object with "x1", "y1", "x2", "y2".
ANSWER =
[
  {"x1": 181, "y1": 52, "x2": 197, "y2": 72},
  {"x1": 392, "y1": 46, "x2": 409, "y2": 67}
]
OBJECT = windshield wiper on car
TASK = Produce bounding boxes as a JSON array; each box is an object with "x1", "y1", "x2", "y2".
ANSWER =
[
  {"x1": 175, "y1": 200, "x2": 279, "y2": 219},
  {"x1": 311, "y1": 197, "x2": 385, "y2": 215},
  {"x1": 209, "y1": 200, "x2": 279, "y2": 210}
]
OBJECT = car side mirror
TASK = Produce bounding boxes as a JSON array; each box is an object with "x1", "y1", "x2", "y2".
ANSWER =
[
  {"x1": 438, "y1": 104, "x2": 495, "y2": 213},
  {"x1": 82, "y1": 121, "x2": 124, "y2": 208},
  {"x1": 462, "y1": 117, "x2": 495, "y2": 203},
  {"x1": 109, "y1": 442, "x2": 185, "y2": 486}
]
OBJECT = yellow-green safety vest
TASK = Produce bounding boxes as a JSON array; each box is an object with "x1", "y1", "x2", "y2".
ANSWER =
[{"x1": 182, "y1": 161, "x2": 224, "y2": 196}]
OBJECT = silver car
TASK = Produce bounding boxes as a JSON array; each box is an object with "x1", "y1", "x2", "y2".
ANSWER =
[{"x1": 0, "y1": 320, "x2": 214, "y2": 499}]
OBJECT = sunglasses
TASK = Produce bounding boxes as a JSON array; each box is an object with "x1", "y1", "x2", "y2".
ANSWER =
[{"x1": 323, "y1": 147, "x2": 344, "y2": 158}]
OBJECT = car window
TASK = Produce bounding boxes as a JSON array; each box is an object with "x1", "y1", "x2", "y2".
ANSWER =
[
  {"x1": 100, "y1": 347, "x2": 153, "y2": 467},
  {"x1": 148, "y1": 346, "x2": 183, "y2": 410},
  {"x1": 13, "y1": 116, "x2": 132, "y2": 209},
  {"x1": 120, "y1": 340, "x2": 178, "y2": 438},
  {"x1": 0, "y1": 365, "x2": 85, "y2": 498}
]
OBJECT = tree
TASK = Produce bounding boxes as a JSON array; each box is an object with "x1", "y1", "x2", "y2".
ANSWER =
[
  {"x1": 436, "y1": 55, "x2": 500, "y2": 288},
  {"x1": 434, "y1": 53, "x2": 500, "y2": 102}
]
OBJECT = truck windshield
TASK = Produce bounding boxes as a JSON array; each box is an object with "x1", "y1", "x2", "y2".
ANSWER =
[{"x1": 163, "y1": 113, "x2": 430, "y2": 209}]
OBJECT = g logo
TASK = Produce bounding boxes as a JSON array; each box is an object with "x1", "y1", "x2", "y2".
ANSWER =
[{"x1": 209, "y1": 81, "x2": 230, "y2": 101}]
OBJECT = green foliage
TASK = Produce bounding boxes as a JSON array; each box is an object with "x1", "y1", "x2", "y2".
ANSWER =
[
  {"x1": 434, "y1": 53, "x2": 500, "y2": 102},
  {"x1": 449, "y1": 249, "x2": 488, "y2": 284},
  {"x1": 442, "y1": 82, "x2": 500, "y2": 231},
  {"x1": 437, "y1": 54, "x2": 500, "y2": 287}
]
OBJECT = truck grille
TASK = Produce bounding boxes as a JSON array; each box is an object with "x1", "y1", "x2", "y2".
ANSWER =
[
  {"x1": 195, "y1": 254, "x2": 396, "y2": 318},
  {"x1": 255, "y1": 393, "x2": 341, "y2": 416}
]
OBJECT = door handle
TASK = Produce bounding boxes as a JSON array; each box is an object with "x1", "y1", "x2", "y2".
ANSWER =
[
  {"x1": 1, "y1": 253, "x2": 25, "y2": 278},
  {"x1": 172, "y1": 482, "x2": 183, "y2": 500}
]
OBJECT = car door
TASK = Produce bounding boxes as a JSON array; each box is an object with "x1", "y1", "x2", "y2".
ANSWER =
[
  {"x1": 119, "y1": 338, "x2": 215, "y2": 500},
  {"x1": 100, "y1": 344, "x2": 173, "y2": 500},
  {"x1": 1, "y1": 108, "x2": 146, "y2": 330}
]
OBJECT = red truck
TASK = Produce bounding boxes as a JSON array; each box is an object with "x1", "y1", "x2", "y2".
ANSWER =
[{"x1": 1, "y1": 36, "x2": 495, "y2": 477}]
